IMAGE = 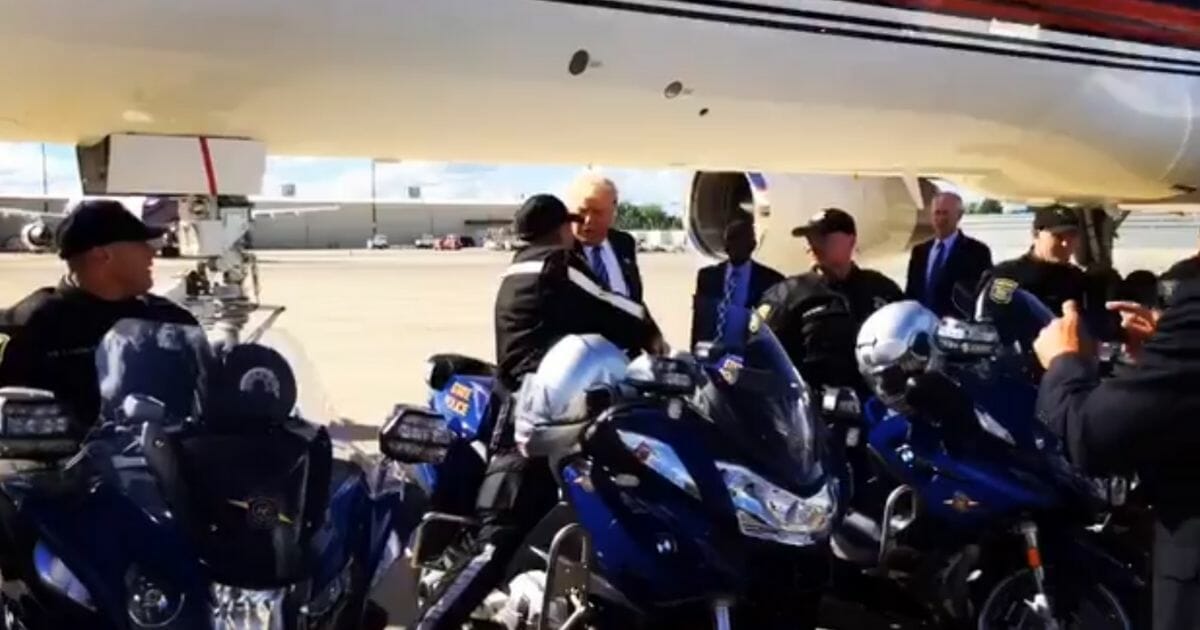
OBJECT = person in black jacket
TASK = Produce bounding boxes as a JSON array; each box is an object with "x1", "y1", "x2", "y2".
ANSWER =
[
  {"x1": 758, "y1": 208, "x2": 902, "y2": 391},
  {"x1": 414, "y1": 194, "x2": 661, "y2": 630},
  {"x1": 568, "y1": 172, "x2": 646, "y2": 301},
  {"x1": 984, "y1": 205, "x2": 1089, "y2": 316},
  {"x1": 904, "y1": 191, "x2": 992, "y2": 317},
  {"x1": 0, "y1": 199, "x2": 197, "y2": 429},
  {"x1": 690, "y1": 216, "x2": 784, "y2": 348},
  {"x1": 1034, "y1": 289, "x2": 1200, "y2": 630}
]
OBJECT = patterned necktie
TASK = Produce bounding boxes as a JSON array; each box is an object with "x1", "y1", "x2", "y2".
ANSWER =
[
  {"x1": 716, "y1": 267, "x2": 738, "y2": 342},
  {"x1": 589, "y1": 246, "x2": 611, "y2": 291},
  {"x1": 927, "y1": 240, "x2": 948, "y2": 301}
]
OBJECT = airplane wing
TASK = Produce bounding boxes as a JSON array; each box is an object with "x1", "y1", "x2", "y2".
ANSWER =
[
  {"x1": 250, "y1": 204, "x2": 341, "y2": 218},
  {"x1": 0, "y1": 207, "x2": 61, "y2": 221}
]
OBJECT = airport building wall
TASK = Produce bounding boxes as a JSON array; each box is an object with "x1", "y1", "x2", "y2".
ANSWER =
[{"x1": 248, "y1": 201, "x2": 518, "y2": 249}]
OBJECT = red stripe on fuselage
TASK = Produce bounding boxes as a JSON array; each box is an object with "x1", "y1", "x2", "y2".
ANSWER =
[
  {"x1": 864, "y1": 0, "x2": 1200, "y2": 50},
  {"x1": 198, "y1": 136, "x2": 218, "y2": 195}
]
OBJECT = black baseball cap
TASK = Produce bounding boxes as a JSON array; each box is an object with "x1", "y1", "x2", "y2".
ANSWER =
[
  {"x1": 513, "y1": 194, "x2": 580, "y2": 241},
  {"x1": 791, "y1": 207, "x2": 857, "y2": 238},
  {"x1": 56, "y1": 199, "x2": 166, "y2": 259},
  {"x1": 1032, "y1": 205, "x2": 1080, "y2": 234}
]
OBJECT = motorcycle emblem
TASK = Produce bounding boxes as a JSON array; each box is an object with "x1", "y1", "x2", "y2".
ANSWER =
[
  {"x1": 227, "y1": 498, "x2": 294, "y2": 529},
  {"x1": 989, "y1": 278, "x2": 1018, "y2": 304},
  {"x1": 944, "y1": 491, "x2": 980, "y2": 513},
  {"x1": 239, "y1": 367, "x2": 281, "y2": 399},
  {"x1": 717, "y1": 355, "x2": 744, "y2": 385}
]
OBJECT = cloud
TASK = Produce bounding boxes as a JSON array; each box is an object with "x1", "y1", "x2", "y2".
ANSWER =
[
  {"x1": 0, "y1": 142, "x2": 688, "y2": 209},
  {"x1": 0, "y1": 143, "x2": 81, "y2": 195}
]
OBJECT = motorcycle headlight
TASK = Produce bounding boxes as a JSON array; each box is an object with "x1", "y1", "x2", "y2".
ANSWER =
[
  {"x1": 715, "y1": 462, "x2": 836, "y2": 547},
  {"x1": 127, "y1": 570, "x2": 185, "y2": 628},
  {"x1": 33, "y1": 541, "x2": 94, "y2": 611},
  {"x1": 617, "y1": 430, "x2": 699, "y2": 499}
]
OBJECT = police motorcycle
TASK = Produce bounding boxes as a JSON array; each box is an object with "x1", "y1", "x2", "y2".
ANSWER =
[
  {"x1": 379, "y1": 305, "x2": 839, "y2": 629},
  {"x1": 0, "y1": 318, "x2": 408, "y2": 629},
  {"x1": 819, "y1": 281, "x2": 1137, "y2": 629}
]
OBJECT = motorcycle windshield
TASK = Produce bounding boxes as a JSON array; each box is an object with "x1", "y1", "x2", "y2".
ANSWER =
[
  {"x1": 95, "y1": 318, "x2": 212, "y2": 425},
  {"x1": 975, "y1": 279, "x2": 1055, "y2": 350},
  {"x1": 694, "y1": 301, "x2": 823, "y2": 489}
]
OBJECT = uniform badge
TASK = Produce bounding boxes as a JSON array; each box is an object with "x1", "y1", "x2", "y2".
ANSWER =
[
  {"x1": 717, "y1": 355, "x2": 744, "y2": 385},
  {"x1": 989, "y1": 278, "x2": 1018, "y2": 304}
]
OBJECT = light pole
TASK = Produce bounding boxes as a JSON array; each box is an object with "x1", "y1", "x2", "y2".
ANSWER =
[
  {"x1": 40, "y1": 143, "x2": 48, "y2": 213},
  {"x1": 371, "y1": 158, "x2": 400, "y2": 240}
]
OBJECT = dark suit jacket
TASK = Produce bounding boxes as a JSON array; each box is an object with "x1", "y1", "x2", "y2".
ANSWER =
[
  {"x1": 904, "y1": 232, "x2": 992, "y2": 317},
  {"x1": 690, "y1": 260, "x2": 785, "y2": 348},
  {"x1": 1038, "y1": 279, "x2": 1200, "y2": 622}
]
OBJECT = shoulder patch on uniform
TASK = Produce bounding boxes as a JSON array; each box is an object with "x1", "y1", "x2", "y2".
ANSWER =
[{"x1": 989, "y1": 278, "x2": 1018, "y2": 304}]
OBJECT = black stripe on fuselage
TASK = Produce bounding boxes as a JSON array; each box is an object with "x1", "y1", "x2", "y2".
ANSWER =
[{"x1": 533, "y1": 0, "x2": 1200, "y2": 76}]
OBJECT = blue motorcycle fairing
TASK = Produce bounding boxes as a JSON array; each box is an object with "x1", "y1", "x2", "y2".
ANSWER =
[
  {"x1": 5, "y1": 471, "x2": 213, "y2": 627},
  {"x1": 560, "y1": 400, "x2": 828, "y2": 607},
  {"x1": 3, "y1": 435, "x2": 401, "y2": 629}
]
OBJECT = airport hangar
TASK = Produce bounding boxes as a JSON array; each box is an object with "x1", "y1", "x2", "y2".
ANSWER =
[{"x1": 0, "y1": 195, "x2": 519, "y2": 251}]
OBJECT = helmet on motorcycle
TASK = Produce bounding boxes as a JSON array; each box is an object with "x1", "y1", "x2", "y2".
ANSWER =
[
  {"x1": 854, "y1": 301, "x2": 940, "y2": 411},
  {"x1": 513, "y1": 334, "x2": 629, "y2": 457}
]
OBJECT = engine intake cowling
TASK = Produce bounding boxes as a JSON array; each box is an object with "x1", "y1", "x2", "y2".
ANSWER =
[
  {"x1": 686, "y1": 172, "x2": 937, "y2": 275},
  {"x1": 20, "y1": 221, "x2": 54, "y2": 252}
]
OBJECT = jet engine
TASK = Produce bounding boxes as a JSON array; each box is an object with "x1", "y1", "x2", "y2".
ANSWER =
[
  {"x1": 19, "y1": 220, "x2": 54, "y2": 253},
  {"x1": 686, "y1": 172, "x2": 938, "y2": 275}
]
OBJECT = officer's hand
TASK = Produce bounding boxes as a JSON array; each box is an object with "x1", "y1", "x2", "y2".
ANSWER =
[
  {"x1": 1034, "y1": 299, "x2": 1087, "y2": 369},
  {"x1": 1106, "y1": 300, "x2": 1160, "y2": 360}
]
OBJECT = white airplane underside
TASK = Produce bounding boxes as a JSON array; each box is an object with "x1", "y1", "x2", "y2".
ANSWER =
[{"x1": 2, "y1": 0, "x2": 1200, "y2": 269}]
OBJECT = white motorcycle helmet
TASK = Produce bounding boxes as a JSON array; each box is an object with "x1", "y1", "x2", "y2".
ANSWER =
[
  {"x1": 854, "y1": 300, "x2": 940, "y2": 412},
  {"x1": 512, "y1": 334, "x2": 630, "y2": 457}
]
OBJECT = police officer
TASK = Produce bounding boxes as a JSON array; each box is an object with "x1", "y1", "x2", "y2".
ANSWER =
[
  {"x1": 985, "y1": 205, "x2": 1089, "y2": 316},
  {"x1": 1034, "y1": 290, "x2": 1200, "y2": 630},
  {"x1": 414, "y1": 194, "x2": 662, "y2": 630},
  {"x1": 758, "y1": 208, "x2": 902, "y2": 390},
  {"x1": 1159, "y1": 244, "x2": 1200, "y2": 305},
  {"x1": 0, "y1": 199, "x2": 197, "y2": 428}
]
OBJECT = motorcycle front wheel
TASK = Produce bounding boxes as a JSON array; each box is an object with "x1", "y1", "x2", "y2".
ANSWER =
[{"x1": 976, "y1": 568, "x2": 1132, "y2": 630}]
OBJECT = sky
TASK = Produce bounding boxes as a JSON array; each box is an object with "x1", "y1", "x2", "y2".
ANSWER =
[{"x1": 0, "y1": 141, "x2": 690, "y2": 210}]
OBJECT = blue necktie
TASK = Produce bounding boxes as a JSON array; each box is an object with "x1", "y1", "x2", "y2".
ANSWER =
[
  {"x1": 589, "y1": 246, "x2": 611, "y2": 291},
  {"x1": 716, "y1": 268, "x2": 739, "y2": 344},
  {"x1": 926, "y1": 240, "x2": 947, "y2": 302}
]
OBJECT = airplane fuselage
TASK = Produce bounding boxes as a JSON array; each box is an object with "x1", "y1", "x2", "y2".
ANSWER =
[{"x1": 2, "y1": 0, "x2": 1199, "y2": 204}]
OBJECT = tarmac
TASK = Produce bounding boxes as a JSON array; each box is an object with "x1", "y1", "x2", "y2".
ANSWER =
[{"x1": 0, "y1": 243, "x2": 1191, "y2": 628}]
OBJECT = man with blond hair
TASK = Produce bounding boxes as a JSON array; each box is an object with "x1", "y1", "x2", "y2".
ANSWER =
[{"x1": 566, "y1": 171, "x2": 646, "y2": 302}]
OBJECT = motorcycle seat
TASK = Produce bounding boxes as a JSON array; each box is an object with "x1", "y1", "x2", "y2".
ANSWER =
[{"x1": 427, "y1": 353, "x2": 496, "y2": 391}]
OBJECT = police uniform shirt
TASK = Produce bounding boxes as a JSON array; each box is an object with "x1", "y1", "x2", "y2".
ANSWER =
[
  {"x1": 0, "y1": 279, "x2": 198, "y2": 426},
  {"x1": 818, "y1": 264, "x2": 904, "y2": 327},
  {"x1": 986, "y1": 252, "x2": 1088, "y2": 316},
  {"x1": 493, "y1": 244, "x2": 656, "y2": 393}
]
